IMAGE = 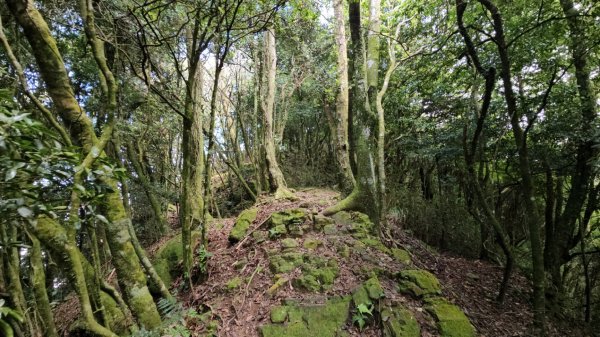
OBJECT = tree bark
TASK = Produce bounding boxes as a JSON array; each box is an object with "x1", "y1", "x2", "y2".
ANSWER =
[
  {"x1": 261, "y1": 26, "x2": 295, "y2": 200},
  {"x1": 332, "y1": 0, "x2": 356, "y2": 192},
  {"x1": 5, "y1": 0, "x2": 161, "y2": 328}
]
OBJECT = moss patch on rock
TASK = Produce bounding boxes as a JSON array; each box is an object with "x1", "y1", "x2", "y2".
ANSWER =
[
  {"x1": 303, "y1": 238, "x2": 322, "y2": 250},
  {"x1": 260, "y1": 296, "x2": 351, "y2": 337},
  {"x1": 293, "y1": 255, "x2": 339, "y2": 292},
  {"x1": 381, "y1": 306, "x2": 420, "y2": 337},
  {"x1": 229, "y1": 208, "x2": 258, "y2": 243},
  {"x1": 152, "y1": 231, "x2": 201, "y2": 288},
  {"x1": 390, "y1": 248, "x2": 411, "y2": 264},
  {"x1": 282, "y1": 238, "x2": 299, "y2": 249},
  {"x1": 269, "y1": 252, "x2": 304, "y2": 273},
  {"x1": 364, "y1": 276, "x2": 385, "y2": 300},
  {"x1": 332, "y1": 211, "x2": 374, "y2": 236},
  {"x1": 425, "y1": 298, "x2": 476, "y2": 337},
  {"x1": 398, "y1": 269, "x2": 441, "y2": 297}
]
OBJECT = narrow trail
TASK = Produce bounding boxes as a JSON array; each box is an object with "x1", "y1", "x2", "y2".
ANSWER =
[{"x1": 175, "y1": 188, "x2": 570, "y2": 337}]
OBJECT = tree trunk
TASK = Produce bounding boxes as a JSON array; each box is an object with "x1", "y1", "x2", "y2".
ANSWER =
[
  {"x1": 6, "y1": 0, "x2": 161, "y2": 328},
  {"x1": 332, "y1": 0, "x2": 356, "y2": 192},
  {"x1": 472, "y1": 0, "x2": 545, "y2": 331},
  {"x1": 28, "y1": 234, "x2": 59, "y2": 337},
  {"x1": 261, "y1": 26, "x2": 294, "y2": 200},
  {"x1": 181, "y1": 54, "x2": 205, "y2": 287}
]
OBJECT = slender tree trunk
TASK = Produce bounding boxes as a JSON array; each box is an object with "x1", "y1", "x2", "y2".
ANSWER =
[
  {"x1": 261, "y1": 26, "x2": 294, "y2": 200},
  {"x1": 332, "y1": 0, "x2": 356, "y2": 192},
  {"x1": 127, "y1": 142, "x2": 168, "y2": 235},
  {"x1": 472, "y1": 0, "x2": 545, "y2": 331},
  {"x1": 325, "y1": 0, "x2": 378, "y2": 223},
  {"x1": 181, "y1": 53, "x2": 205, "y2": 287},
  {"x1": 28, "y1": 234, "x2": 59, "y2": 337}
]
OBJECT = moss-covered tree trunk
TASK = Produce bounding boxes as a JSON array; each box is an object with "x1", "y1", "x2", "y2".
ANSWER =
[
  {"x1": 6, "y1": 0, "x2": 161, "y2": 329},
  {"x1": 332, "y1": 0, "x2": 355, "y2": 192},
  {"x1": 181, "y1": 56, "x2": 205, "y2": 287},
  {"x1": 261, "y1": 26, "x2": 295, "y2": 200},
  {"x1": 28, "y1": 234, "x2": 59, "y2": 337},
  {"x1": 324, "y1": 0, "x2": 378, "y2": 223}
]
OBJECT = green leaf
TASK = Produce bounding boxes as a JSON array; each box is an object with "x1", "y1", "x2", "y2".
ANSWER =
[
  {"x1": 4, "y1": 168, "x2": 16, "y2": 181},
  {"x1": 17, "y1": 207, "x2": 33, "y2": 218},
  {"x1": 96, "y1": 214, "x2": 110, "y2": 224}
]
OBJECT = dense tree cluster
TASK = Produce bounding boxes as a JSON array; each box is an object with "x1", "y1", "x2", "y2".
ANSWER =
[{"x1": 0, "y1": 0, "x2": 597, "y2": 336}]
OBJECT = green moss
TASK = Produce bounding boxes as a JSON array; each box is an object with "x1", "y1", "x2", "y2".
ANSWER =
[
  {"x1": 381, "y1": 306, "x2": 420, "y2": 337},
  {"x1": 398, "y1": 270, "x2": 441, "y2": 297},
  {"x1": 267, "y1": 275, "x2": 288, "y2": 297},
  {"x1": 323, "y1": 224, "x2": 337, "y2": 235},
  {"x1": 229, "y1": 208, "x2": 258, "y2": 243},
  {"x1": 337, "y1": 243, "x2": 350, "y2": 258},
  {"x1": 364, "y1": 276, "x2": 385, "y2": 300},
  {"x1": 303, "y1": 238, "x2": 322, "y2": 250},
  {"x1": 252, "y1": 230, "x2": 269, "y2": 244},
  {"x1": 390, "y1": 248, "x2": 411, "y2": 264},
  {"x1": 332, "y1": 211, "x2": 374, "y2": 235},
  {"x1": 270, "y1": 306, "x2": 288, "y2": 323},
  {"x1": 269, "y1": 252, "x2": 304, "y2": 273},
  {"x1": 226, "y1": 277, "x2": 243, "y2": 291},
  {"x1": 313, "y1": 215, "x2": 334, "y2": 230},
  {"x1": 152, "y1": 231, "x2": 201, "y2": 287},
  {"x1": 260, "y1": 296, "x2": 350, "y2": 337},
  {"x1": 352, "y1": 285, "x2": 371, "y2": 307},
  {"x1": 269, "y1": 225, "x2": 288, "y2": 238},
  {"x1": 294, "y1": 256, "x2": 339, "y2": 292},
  {"x1": 282, "y1": 238, "x2": 299, "y2": 249},
  {"x1": 100, "y1": 292, "x2": 128, "y2": 335},
  {"x1": 269, "y1": 208, "x2": 308, "y2": 228},
  {"x1": 358, "y1": 236, "x2": 390, "y2": 254},
  {"x1": 425, "y1": 298, "x2": 475, "y2": 337}
]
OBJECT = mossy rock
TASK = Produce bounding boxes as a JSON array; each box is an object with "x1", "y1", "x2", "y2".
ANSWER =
[
  {"x1": 332, "y1": 211, "x2": 374, "y2": 236},
  {"x1": 303, "y1": 238, "x2": 322, "y2": 250},
  {"x1": 229, "y1": 208, "x2": 258, "y2": 243},
  {"x1": 323, "y1": 224, "x2": 337, "y2": 235},
  {"x1": 253, "y1": 230, "x2": 269, "y2": 244},
  {"x1": 294, "y1": 256, "x2": 339, "y2": 292},
  {"x1": 381, "y1": 306, "x2": 420, "y2": 337},
  {"x1": 269, "y1": 224, "x2": 288, "y2": 238},
  {"x1": 425, "y1": 298, "x2": 476, "y2": 337},
  {"x1": 269, "y1": 252, "x2": 304, "y2": 273},
  {"x1": 398, "y1": 269, "x2": 441, "y2": 297},
  {"x1": 364, "y1": 276, "x2": 385, "y2": 300},
  {"x1": 352, "y1": 285, "x2": 371, "y2": 307},
  {"x1": 268, "y1": 208, "x2": 308, "y2": 229},
  {"x1": 282, "y1": 238, "x2": 299, "y2": 249},
  {"x1": 260, "y1": 296, "x2": 351, "y2": 337},
  {"x1": 390, "y1": 248, "x2": 411, "y2": 264},
  {"x1": 313, "y1": 215, "x2": 335, "y2": 230},
  {"x1": 358, "y1": 236, "x2": 390, "y2": 254},
  {"x1": 270, "y1": 306, "x2": 288, "y2": 323},
  {"x1": 152, "y1": 231, "x2": 201, "y2": 288},
  {"x1": 226, "y1": 277, "x2": 243, "y2": 291}
]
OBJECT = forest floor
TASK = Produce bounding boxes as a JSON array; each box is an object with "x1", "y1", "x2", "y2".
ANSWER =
[
  {"x1": 176, "y1": 188, "x2": 575, "y2": 337},
  {"x1": 53, "y1": 188, "x2": 579, "y2": 336}
]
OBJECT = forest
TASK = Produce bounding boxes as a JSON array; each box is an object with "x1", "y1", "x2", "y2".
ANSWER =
[{"x1": 0, "y1": 0, "x2": 598, "y2": 336}]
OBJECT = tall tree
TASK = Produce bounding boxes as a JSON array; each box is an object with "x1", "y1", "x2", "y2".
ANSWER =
[{"x1": 261, "y1": 26, "x2": 295, "y2": 200}]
